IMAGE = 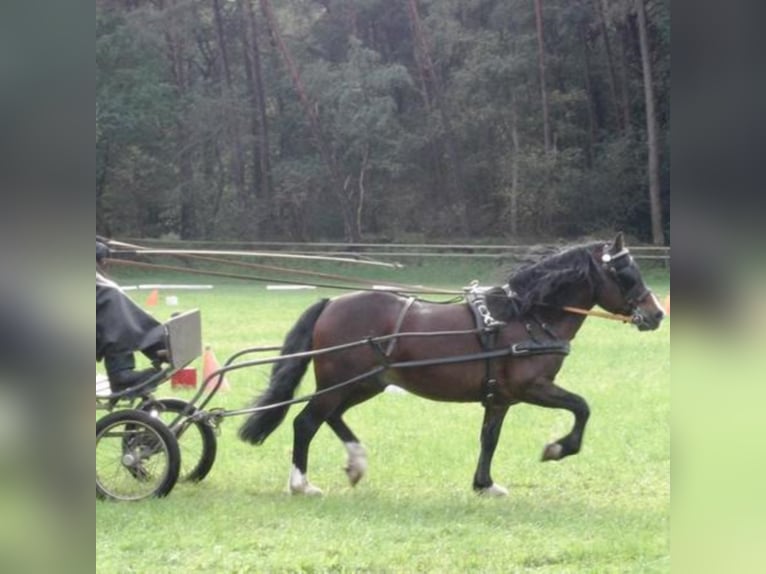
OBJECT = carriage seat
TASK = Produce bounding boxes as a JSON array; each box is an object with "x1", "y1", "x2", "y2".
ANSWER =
[{"x1": 163, "y1": 309, "x2": 202, "y2": 371}]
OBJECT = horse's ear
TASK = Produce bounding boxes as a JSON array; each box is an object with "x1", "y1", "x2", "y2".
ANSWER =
[{"x1": 613, "y1": 232, "x2": 624, "y2": 252}]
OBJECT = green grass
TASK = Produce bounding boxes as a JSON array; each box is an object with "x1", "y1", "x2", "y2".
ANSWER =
[{"x1": 97, "y1": 261, "x2": 670, "y2": 573}]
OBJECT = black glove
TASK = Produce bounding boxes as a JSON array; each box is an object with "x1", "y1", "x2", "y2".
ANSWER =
[{"x1": 96, "y1": 241, "x2": 110, "y2": 264}]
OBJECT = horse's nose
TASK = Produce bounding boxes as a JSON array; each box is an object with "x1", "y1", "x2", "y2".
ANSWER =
[{"x1": 654, "y1": 310, "x2": 665, "y2": 322}]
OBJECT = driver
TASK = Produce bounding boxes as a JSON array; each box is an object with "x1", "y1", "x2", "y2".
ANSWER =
[{"x1": 96, "y1": 238, "x2": 167, "y2": 391}]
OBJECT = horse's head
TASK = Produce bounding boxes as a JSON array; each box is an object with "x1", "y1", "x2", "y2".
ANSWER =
[{"x1": 593, "y1": 233, "x2": 665, "y2": 331}]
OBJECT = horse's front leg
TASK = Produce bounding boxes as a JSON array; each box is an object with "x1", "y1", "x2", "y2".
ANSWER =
[
  {"x1": 521, "y1": 378, "x2": 590, "y2": 461},
  {"x1": 473, "y1": 404, "x2": 511, "y2": 496}
]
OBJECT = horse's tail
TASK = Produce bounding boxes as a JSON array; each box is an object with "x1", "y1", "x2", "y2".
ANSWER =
[{"x1": 238, "y1": 298, "x2": 330, "y2": 445}]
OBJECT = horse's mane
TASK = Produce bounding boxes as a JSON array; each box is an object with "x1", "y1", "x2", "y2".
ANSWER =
[{"x1": 485, "y1": 243, "x2": 599, "y2": 321}]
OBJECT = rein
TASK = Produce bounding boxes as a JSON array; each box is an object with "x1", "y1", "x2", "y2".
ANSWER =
[{"x1": 560, "y1": 306, "x2": 632, "y2": 323}]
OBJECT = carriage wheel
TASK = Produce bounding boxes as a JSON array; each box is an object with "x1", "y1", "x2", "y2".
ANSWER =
[
  {"x1": 96, "y1": 410, "x2": 181, "y2": 501},
  {"x1": 139, "y1": 398, "x2": 218, "y2": 482}
]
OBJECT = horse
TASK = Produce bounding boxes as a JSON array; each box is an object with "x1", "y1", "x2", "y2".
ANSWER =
[{"x1": 239, "y1": 234, "x2": 665, "y2": 496}]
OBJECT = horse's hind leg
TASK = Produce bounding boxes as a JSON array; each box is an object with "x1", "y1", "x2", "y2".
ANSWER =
[
  {"x1": 326, "y1": 384, "x2": 382, "y2": 487},
  {"x1": 473, "y1": 404, "x2": 511, "y2": 496},
  {"x1": 522, "y1": 379, "x2": 590, "y2": 462},
  {"x1": 326, "y1": 416, "x2": 367, "y2": 486}
]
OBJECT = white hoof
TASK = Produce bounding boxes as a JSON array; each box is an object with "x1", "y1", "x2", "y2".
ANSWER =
[
  {"x1": 541, "y1": 442, "x2": 563, "y2": 461},
  {"x1": 288, "y1": 465, "x2": 324, "y2": 496},
  {"x1": 344, "y1": 442, "x2": 368, "y2": 486},
  {"x1": 479, "y1": 483, "x2": 509, "y2": 497},
  {"x1": 299, "y1": 483, "x2": 324, "y2": 496}
]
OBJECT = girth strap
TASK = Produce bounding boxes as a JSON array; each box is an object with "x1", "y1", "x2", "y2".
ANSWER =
[
  {"x1": 384, "y1": 296, "x2": 416, "y2": 357},
  {"x1": 464, "y1": 282, "x2": 505, "y2": 407},
  {"x1": 481, "y1": 328, "x2": 500, "y2": 407}
]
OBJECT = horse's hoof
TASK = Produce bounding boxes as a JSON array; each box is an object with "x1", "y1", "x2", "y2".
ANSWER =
[
  {"x1": 478, "y1": 483, "x2": 508, "y2": 497},
  {"x1": 541, "y1": 442, "x2": 563, "y2": 461},
  {"x1": 288, "y1": 466, "x2": 324, "y2": 496},
  {"x1": 344, "y1": 442, "x2": 368, "y2": 487},
  {"x1": 302, "y1": 484, "x2": 324, "y2": 496},
  {"x1": 344, "y1": 465, "x2": 364, "y2": 486},
  {"x1": 289, "y1": 482, "x2": 324, "y2": 496}
]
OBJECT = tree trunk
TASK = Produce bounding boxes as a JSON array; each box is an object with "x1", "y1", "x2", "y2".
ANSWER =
[
  {"x1": 355, "y1": 145, "x2": 370, "y2": 240},
  {"x1": 533, "y1": 0, "x2": 552, "y2": 154},
  {"x1": 581, "y1": 26, "x2": 597, "y2": 167},
  {"x1": 617, "y1": 21, "x2": 634, "y2": 131},
  {"x1": 201, "y1": 140, "x2": 227, "y2": 239},
  {"x1": 237, "y1": 0, "x2": 261, "y2": 195},
  {"x1": 96, "y1": 142, "x2": 111, "y2": 236},
  {"x1": 239, "y1": 0, "x2": 273, "y2": 217},
  {"x1": 249, "y1": 3, "x2": 272, "y2": 195},
  {"x1": 212, "y1": 0, "x2": 249, "y2": 218},
  {"x1": 406, "y1": 0, "x2": 469, "y2": 234},
  {"x1": 636, "y1": 0, "x2": 664, "y2": 244},
  {"x1": 405, "y1": 0, "x2": 442, "y2": 221},
  {"x1": 259, "y1": 0, "x2": 359, "y2": 242},
  {"x1": 595, "y1": 0, "x2": 624, "y2": 132},
  {"x1": 178, "y1": 123, "x2": 196, "y2": 240},
  {"x1": 247, "y1": 0, "x2": 276, "y2": 209},
  {"x1": 509, "y1": 92, "x2": 520, "y2": 237},
  {"x1": 160, "y1": 0, "x2": 196, "y2": 239}
]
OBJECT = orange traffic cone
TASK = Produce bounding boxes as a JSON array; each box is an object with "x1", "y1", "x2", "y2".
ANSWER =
[
  {"x1": 203, "y1": 346, "x2": 230, "y2": 392},
  {"x1": 663, "y1": 293, "x2": 670, "y2": 316},
  {"x1": 145, "y1": 288, "x2": 159, "y2": 307}
]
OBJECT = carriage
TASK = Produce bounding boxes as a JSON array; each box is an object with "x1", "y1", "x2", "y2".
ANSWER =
[
  {"x1": 96, "y1": 309, "x2": 216, "y2": 500},
  {"x1": 95, "y1": 234, "x2": 665, "y2": 501}
]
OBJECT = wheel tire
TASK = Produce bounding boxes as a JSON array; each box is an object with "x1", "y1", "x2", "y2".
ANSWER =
[
  {"x1": 140, "y1": 398, "x2": 217, "y2": 482},
  {"x1": 96, "y1": 409, "x2": 181, "y2": 501}
]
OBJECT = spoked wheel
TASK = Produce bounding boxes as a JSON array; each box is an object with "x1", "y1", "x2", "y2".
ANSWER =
[
  {"x1": 96, "y1": 409, "x2": 181, "y2": 501},
  {"x1": 139, "y1": 398, "x2": 218, "y2": 482}
]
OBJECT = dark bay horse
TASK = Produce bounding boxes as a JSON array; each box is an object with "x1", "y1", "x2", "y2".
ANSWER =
[{"x1": 239, "y1": 234, "x2": 665, "y2": 496}]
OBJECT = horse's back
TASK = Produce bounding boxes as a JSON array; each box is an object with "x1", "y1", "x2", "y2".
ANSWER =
[
  {"x1": 314, "y1": 291, "x2": 473, "y2": 345},
  {"x1": 313, "y1": 291, "x2": 407, "y2": 346}
]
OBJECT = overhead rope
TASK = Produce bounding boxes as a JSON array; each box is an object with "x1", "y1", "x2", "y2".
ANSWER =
[
  {"x1": 106, "y1": 239, "x2": 636, "y2": 323},
  {"x1": 106, "y1": 258, "x2": 461, "y2": 296},
  {"x1": 111, "y1": 248, "x2": 403, "y2": 269},
  {"x1": 162, "y1": 252, "x2": 457, "y2": 295}
]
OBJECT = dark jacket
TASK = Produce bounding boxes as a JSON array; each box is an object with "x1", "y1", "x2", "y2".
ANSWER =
[{"x1": 96, "y1": 240, "x2": 163, "y2": 360}]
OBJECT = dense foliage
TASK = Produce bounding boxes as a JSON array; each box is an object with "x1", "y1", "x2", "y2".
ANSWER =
[{"x1": 96, "y1": 0, "x2": 669, "y2": 244}]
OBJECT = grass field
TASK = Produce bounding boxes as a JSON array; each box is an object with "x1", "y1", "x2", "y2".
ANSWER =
[{"x1": 96, "y1": 258, "x2": 670, "y2": 573}]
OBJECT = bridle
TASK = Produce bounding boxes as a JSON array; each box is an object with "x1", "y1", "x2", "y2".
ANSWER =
[
  {"x1": 599, "y1": 246, "x2": 652, "y2": 309},
  {"x1": 558, "y1": 245, "x2": 653, "y2": 324}
]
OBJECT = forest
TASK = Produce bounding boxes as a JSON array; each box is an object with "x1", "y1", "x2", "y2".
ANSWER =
[{"x1": 96, "y1": 0, "x2": 669, "y2": 244}]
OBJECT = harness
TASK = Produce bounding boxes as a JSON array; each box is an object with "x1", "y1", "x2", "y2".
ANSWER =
[
  {"x1": 364, "y1": 288, "x2": 570, "y2": 407},
  {"x1": 465, "y1": 281, "x2": 569, "y2": 406}
]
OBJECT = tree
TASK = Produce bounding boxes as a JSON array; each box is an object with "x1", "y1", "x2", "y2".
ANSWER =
[
  {"x1": 96, "y1": 6, "x2": 176, "y2": 237},
  {"x1": 96, "y1": 0, "x2": 669, "y2": 244},
  {"x1": 533, "y1": 0, "x2": 552, "y2": 154},
  {"x1": 636, "y1": 0, "x2": 664, "y2": 244}
]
